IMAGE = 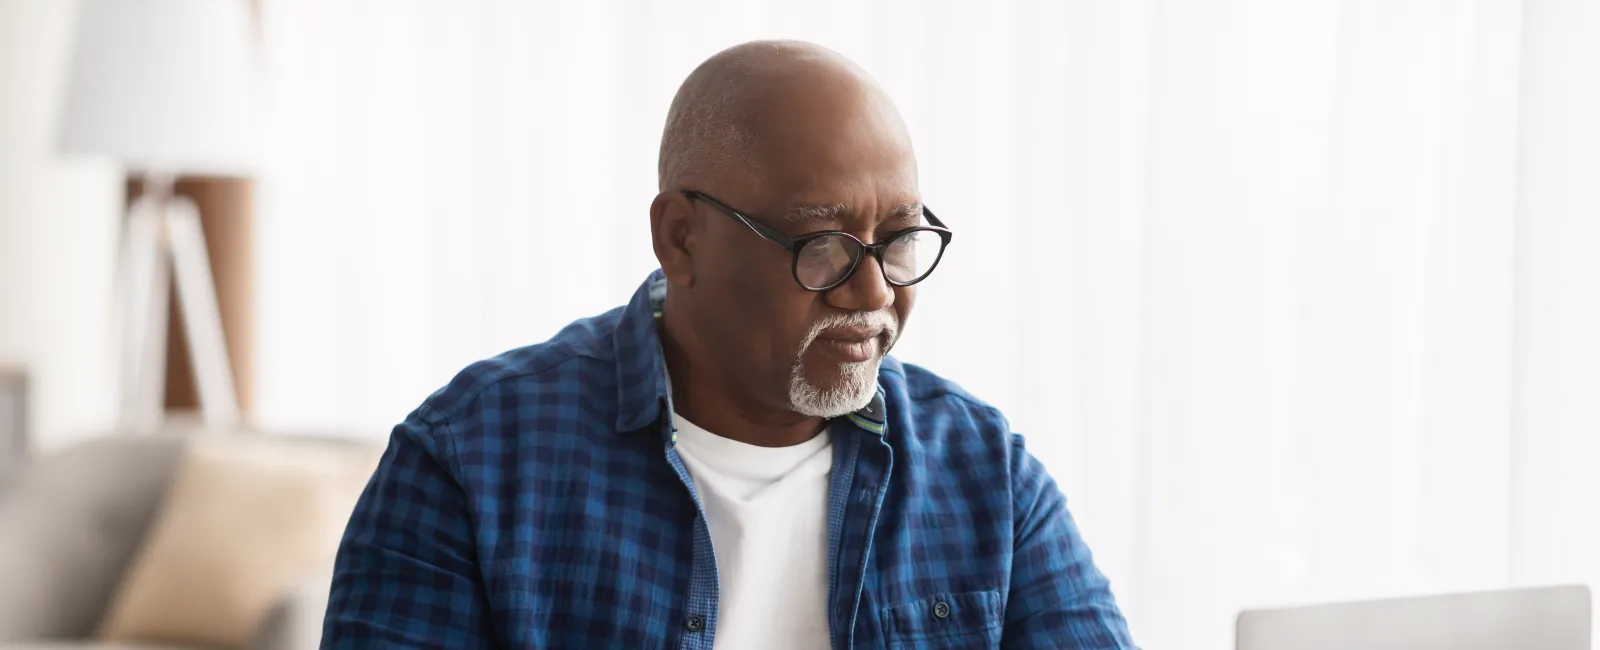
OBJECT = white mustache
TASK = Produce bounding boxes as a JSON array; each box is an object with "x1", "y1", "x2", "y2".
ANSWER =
[{"x1": 799, "y1": 310, "x2": 899, "y2": 358}]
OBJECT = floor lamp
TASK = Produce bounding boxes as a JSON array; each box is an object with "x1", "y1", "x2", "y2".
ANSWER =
[{"x1": 59, "y1": 0, "x2": 258, "y2": 431}]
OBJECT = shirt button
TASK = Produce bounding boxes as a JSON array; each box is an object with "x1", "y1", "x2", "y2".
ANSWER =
[
  {"x1": 932, "y1": 600, "x2": 951, "y2": 619},
  {"x1": 684, "y1": 615, "x2": 706, "y2": 632}
]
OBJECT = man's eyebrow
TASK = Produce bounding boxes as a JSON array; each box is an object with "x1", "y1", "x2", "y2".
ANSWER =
[
  {"x1": 782, "y1": 203, "x2": 925, "y2": 223},
  {"x1": 886, "y1": 203, "x2": 924, "y2": 222},
  {"x1": 783, "y1": 203, "x2": 851, "y2": 223}
]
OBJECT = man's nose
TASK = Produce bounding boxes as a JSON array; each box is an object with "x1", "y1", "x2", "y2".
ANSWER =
[{"x1": 826, "y1": 254, "x2": 895, "y2": 312}]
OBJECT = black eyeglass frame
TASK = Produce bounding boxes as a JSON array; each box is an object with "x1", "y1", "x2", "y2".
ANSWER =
[{"x1": 682, "y1": 189, "x2": 954, "y2": 292}]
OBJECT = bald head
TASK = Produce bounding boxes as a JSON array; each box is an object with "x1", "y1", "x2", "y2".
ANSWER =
[{"x1": 656, "y1": 40, "x2": 913, "y2": 193}]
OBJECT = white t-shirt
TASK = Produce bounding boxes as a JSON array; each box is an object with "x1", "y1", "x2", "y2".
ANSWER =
[{"x1": 672, "y1": 411, "x2": 833, "y2": 650}]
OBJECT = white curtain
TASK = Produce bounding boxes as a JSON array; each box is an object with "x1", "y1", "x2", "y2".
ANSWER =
[{"x1": 254, "y1": 1, "x2": 1600, "y2": 647}]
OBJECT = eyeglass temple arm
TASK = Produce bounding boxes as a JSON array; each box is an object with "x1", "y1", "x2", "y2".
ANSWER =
[
  {"x1": 730, "y1": 212, "x2": 796, "y2": 248},
  {"x1": 682, "y1": 190, "x2": 798, "y2": 249}
]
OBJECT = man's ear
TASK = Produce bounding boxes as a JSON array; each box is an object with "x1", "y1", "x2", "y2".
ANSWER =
[{"x1": 650, "y1": 191, "x2": 697, "y2": 288}]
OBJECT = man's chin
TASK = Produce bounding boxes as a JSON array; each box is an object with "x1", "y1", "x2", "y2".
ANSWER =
[{"x1": 788, "y1": 355, "x2": 882, "y2": 418}]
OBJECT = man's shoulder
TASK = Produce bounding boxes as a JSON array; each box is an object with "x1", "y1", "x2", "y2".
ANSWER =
[
  {"x1": 880, "y1": 356, "x2": 1012, "y2": 437},
  {"x1": 410, "y1": 306, "x2": 626, "y2": 426},
  {"x1": 879, "y1": 358, "x2": 1026, "y2": 496}
]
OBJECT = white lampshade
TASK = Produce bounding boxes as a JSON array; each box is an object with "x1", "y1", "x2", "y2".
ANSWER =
[{"x1": 59, "y1": 0, "x2": 258, "y2": 176}]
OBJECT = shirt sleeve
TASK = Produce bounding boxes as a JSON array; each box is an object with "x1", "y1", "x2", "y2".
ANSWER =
[
  {"x1": 1001, "y1": 432, "x2": 1138, "y2": 649},
  {"x1": 321, "y1": 418, "x2": 492, "y2": 649}
]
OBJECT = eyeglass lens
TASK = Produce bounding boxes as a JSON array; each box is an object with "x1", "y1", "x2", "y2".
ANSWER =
[{"x1": 794, "y1": 229, "x2": 944, "y2": 289}]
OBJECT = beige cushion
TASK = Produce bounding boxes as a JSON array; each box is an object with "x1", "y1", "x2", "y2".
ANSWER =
[{"x1": 96, "y1": 436, "x2": 380, "y2": 648}]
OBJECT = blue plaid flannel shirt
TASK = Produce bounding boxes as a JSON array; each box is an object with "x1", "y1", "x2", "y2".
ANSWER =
[{"x1": 322, "y1": 271, "x2": 1135, "y2": 649}]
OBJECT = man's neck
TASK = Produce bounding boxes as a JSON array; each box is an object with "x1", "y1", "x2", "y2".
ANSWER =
[{"x1": 657, "y1": 317, "x2": 825, "y2": 448}]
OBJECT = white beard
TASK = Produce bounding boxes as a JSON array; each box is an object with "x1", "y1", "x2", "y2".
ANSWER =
[
  {"x1": 787, "y1": 310, "x2": 898, "y2": 418},
  {"x1": 789, "y1": 358, "x2": 882, "y2": 418}
]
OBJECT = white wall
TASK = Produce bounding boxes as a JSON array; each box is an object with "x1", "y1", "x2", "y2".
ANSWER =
[
  {"x1": 0, "y1": 0, "x2": 121, "y2": 451},
  {"x1": 1511, "y1": 0, "x2": 1600, "y2": 595}
]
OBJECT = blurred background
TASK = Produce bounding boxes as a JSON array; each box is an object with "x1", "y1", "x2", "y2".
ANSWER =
[{"x1": 2, "y1": 0, "x2": 1598, "y2": 648}]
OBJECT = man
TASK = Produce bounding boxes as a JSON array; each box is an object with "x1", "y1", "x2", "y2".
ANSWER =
[{"x1": 322, "y1": 40, "x2": 1135, "y2": 649}]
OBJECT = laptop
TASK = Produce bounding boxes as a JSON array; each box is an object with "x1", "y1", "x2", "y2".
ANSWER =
[{"x1": 1236, "y1": 584, "x2": 1592, "y2": 650}]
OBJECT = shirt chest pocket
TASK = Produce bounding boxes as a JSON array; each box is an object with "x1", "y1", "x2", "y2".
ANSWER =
[{"x1": 879, "y1": 590, "x2": 1004, "y2": 649}]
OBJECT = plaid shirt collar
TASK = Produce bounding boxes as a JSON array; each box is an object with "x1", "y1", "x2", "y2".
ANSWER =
[{"x1": 609, "y1": 270, "x2": 887, "y2": 436}]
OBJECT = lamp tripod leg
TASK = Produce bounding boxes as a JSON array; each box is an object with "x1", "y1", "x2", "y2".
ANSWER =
[
  {"x1": 115, "y1": 197, "x2": 169, "y2": 432},
  {"x1": 165, "y1": 196, "x2": 240, "y2": 426}
]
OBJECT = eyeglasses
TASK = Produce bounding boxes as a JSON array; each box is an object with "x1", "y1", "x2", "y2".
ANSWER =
[{"x1": 682, "y1": 190, "x2": 953, "y2": 292}]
